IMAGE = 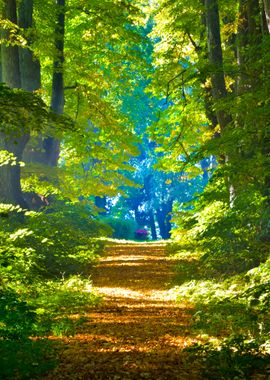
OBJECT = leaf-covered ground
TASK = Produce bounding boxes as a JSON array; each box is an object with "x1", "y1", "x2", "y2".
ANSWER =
[{"x1": 43, "y1": 243, "x2": 201, "y2": 379}]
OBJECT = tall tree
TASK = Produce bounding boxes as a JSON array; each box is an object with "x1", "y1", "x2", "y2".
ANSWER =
[
  {"x1": 0, "y1": 0, "x2": 28, "y2": 207},
  {"x1": 18, "y1": 0, "x2": 41, "y2": 92},
  {"x1": 205, "y1": 0, "x2": 231, "y2": 131},
  {"x1": 43, "y1": 0, "x2": 65, "y2": 167}
]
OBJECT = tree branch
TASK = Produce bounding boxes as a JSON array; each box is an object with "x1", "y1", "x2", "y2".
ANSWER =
[
  {"x1": 185, "y1": 31, "x2": 201, "y2": 53},
  {"x1": 166, "y1": 69, "x2": 187, "y2": 103},
  {"x1": 64, "y1": 82, "x2": 77, "y2": 90}
]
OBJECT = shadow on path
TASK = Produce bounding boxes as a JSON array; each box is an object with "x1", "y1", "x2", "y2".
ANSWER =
[{"x1": 44, "y1": 243, "x2": 201, "y2": 380}]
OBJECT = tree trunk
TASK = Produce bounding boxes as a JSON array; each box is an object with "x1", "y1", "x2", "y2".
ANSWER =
[
  {"x1": 1, "y1": 0, "x2": 21, "y2": 88},
  {"x1": 156, "y1": 201, "x2": 172, "y2": 240},
  {"x1": 43, "y1": 0, "x2": 65, "y2": 166},
  {"x1": 237, "y1": 0, "x2": 262, "y2": 92},
  {"x1": 236, "y1": 0, "x2": 250, "y2": 94},
  {"x1": 205, "y1": 0, "x2": 235, "y2": 204},
  {"x1": 263, "y1": 0, "x2": 270, "y2": 33},
  {"x1": 205, "y1": 0, "x2": 231, "y2": 131},
  {"x1": 236, "y1": 0, "x2": 264, "y2": 191},
  {"x1": 18, "y1": 0, "x2": 41, "y2": 92},
  {"x1": 0, "y1": 135, "x2": 29, "y2": 207},
  {"x1": 0, "y1": 0, "x2": 29, "y2": 208},
  {"x1": 149, "y1": 210, "x2": 157, "y2": 240},
  {"x1": 156, "y1": 208, "x2": 167, "y2": 239},
  {"x1": 19, "y1": 0, "x2": 43, "y2": 167},
  {"x1": 258, "y1": 1, "x2": 270, "y2": 204},
  {"x1": 143, "y1": 174, "x2": 157, "y2": 239}
]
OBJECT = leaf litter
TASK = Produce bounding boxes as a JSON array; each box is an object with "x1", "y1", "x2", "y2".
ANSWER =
[{"x1": 43, "y1": 243, "x2": 202, "y2": 379}]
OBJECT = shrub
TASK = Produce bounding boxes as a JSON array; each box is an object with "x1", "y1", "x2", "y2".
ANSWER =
[
  {"x1": 0, "y1": 202, "x2": 106, "y2": 379},
  {"x1": 100, "y1": 216, "x2": 137, "y2": 240},
  {"x1": 184, "y1": 336, "x2": 270, "y2": 380}
]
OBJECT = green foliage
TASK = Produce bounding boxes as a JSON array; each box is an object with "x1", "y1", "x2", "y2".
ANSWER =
[
  {"x1": 0, "y1": 150, "x2": 18, "y2": 166},
  {"x1": 27, "y1": 0, "x2": 147, "y2": 201},
  {"x1": 171, "y1": 173, "x2": 269, "y2": 275},
  {"x1": 0, "y1": 83, "x2": 73, "y2": 136},
  {"x1": 0, "y1": 276, "x2": 99, "y2": 379},
  {"x1": 168, "y1": 240, "x2": 270, "y2": 378},
  {"x1": 0, "y1": 202, "x2": 110, "y2": 281},
  {"x1": 0, "y1": 288, "x2": 36, "y2": 340},
  {"x1": 32, "y1": 276, "x2": 101, "y2": 318},
  {"x1": 185, "y1": 336, "x2": 270, "y2": 380},
  {"x1": 1, "y1": 0, "x2": 270, "y2": 377},
  {"x1": 0, "y1": 287, "x2": 56, "y2": 379},
  {"x1": 100, "y1": 216, "x2": 137, "y2": 240},
  {"x1": 0, "y1": 202, "x2": 106, "y2": 379},
  {"x1": 0, "y1": 339, "x2": 56, "y2": 380}
]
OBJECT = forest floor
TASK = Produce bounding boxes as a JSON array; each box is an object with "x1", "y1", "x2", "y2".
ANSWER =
[{"x1": 43, "y1": 242, "x2": 202, "y2": 380}]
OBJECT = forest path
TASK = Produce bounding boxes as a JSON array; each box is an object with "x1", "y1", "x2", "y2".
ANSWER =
[{"x1": 45, "y1": 243, "x2": 200, "y2": 380}]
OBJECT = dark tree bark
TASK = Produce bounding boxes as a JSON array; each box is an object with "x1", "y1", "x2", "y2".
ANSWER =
[
  {"x1": 236, "y1": 0, "x2": 266, "y2": 177},
  {"x1": 19, "y1": 0, "x2": 44, "y2": 166},
  {"x1": 18, "y1": 0, "x2": 41, "y2": 92},
  {"x1": 194, "y1": 9, "x2": 219, "y2": 133},
  {"x1": 43, "y1": 0, "x2": 65, "y2": 167},
  {"x1": 203, "y1": 83, "x2": 219, "y2": 134},
  {"x1": 156, "y1": 200, "x2": 173, "y2": 240},
  {"x1": 0, "y1": 0, "x2": 29, "y2": 207},
  {"x1": 1, "y1": 0, "x2": 21, "y2": 88},
  {"x1": 237, "y1": 0, "x2": 262, "y2": 93},
  {"x1": 142, "y1": 174, "x2": 157, "y2": 239},
  {"x1": 149, "y1": 210, "x2": 157, "y2": 240},
  {"x1": 205, "y1": 0, "x2": 236, "y2": 204},
  {"x1": 205, "y1": 0, "x2": 231, "y2": 131},
  {"x1": 0, "y1": 0, "x2": 44, "y2": 207}
]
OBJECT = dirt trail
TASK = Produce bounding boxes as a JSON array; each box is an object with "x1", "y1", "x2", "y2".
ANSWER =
[{"x1": 45, "y1": 243, "x2": 200, "y2": 380}]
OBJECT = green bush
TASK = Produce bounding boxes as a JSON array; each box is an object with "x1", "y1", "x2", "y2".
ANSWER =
[
  {"x1": 0, "y1": 339, "x2": 56, "y2": 380},
  {"x1": 0, "y1": 202, "x2": 109, "y2": 281},
  {"x1": 0, "y1": 287, "x2": 56, "y2": 379},
  {"x1": 100, "y1": 216, "x2": 138, "y2": 240},
  {"x1": 169, "y1": 178, "x2": 270, "y2": 379},
  {"x1": 0, "y1": 288, "x2": 36, "y2": 340},
  {"x1": 0, "y1": 202, "x2": 106, "y2": 379},
  {"x1": 171, "y1": 176, "x2": 269, "y2": 275},
  {"x1": 185, "y1": 335, "x2": 270, "y2": 380},
  {"x1": 169, "y1": 244, "x2": 270, "y2": 378}
]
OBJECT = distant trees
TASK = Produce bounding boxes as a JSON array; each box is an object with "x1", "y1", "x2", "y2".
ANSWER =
[{"x1": 102, "y1": 57, "x2": 207, "y2": 240}]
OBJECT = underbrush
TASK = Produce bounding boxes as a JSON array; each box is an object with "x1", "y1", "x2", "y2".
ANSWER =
[
  {"x1": 168, "y1": 180, "x2": 270, "y2": 379},
  {"x1": 168, "y1": 243, "x2": 270, "y2": 379},
  {"x1": 0, "y1": 203, "x2": 107, "y2": 379},
  {"x1": 99, "y1": 216, "x2": 138, "y2": 240}
]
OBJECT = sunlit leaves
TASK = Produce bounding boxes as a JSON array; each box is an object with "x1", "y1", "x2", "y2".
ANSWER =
[
  {"x1": 0, "y1": 84, "x2": 49, "y2": 134},
  {"x1": 0, "y1": 18, "x2": 27, "y2": 46},
  {"x1": 0, "y1": 150, "x2": 17, "y2": 166}
]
